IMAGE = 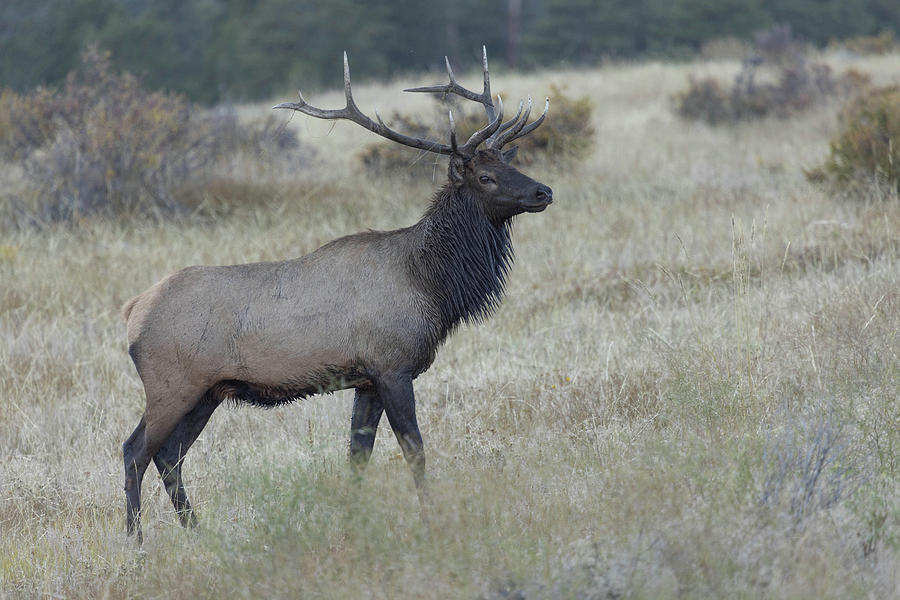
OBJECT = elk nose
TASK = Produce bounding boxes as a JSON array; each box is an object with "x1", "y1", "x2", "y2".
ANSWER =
[{"x1": 535, "y1": 184, "x2": 553, "y2": 204}]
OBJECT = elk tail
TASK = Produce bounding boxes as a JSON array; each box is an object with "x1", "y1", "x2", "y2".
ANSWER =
[{"x1": 121, "y1": 295, "x2": 140, "y2": 321}]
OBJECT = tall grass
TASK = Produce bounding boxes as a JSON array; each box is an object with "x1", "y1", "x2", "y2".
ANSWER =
[{"x1": 1, "y1": 51, "x2": 899, "y2": 598}]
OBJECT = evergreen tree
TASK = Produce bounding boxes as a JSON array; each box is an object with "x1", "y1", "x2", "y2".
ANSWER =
[
  {"x1": 99, "y1": 0, "x2": 223, "y2": 102},
  {"x1": 1, "y1": 0, "x2": 898, "y2": 104}
]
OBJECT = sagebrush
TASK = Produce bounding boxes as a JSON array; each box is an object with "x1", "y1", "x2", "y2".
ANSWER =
[
  {"x1": 0, "y1": 47, "x2": 303, "y2": 225},
  {"x1": 674, "y1": 25, "x2": 860, "y2": 124},
  {"x1": 811, "y1": 85, "x2": 900, "y2": 192}
]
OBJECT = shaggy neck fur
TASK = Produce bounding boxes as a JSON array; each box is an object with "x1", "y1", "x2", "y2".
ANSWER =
[{"x1": 412, "y1": 183, "x2": 515, "y2": 342}]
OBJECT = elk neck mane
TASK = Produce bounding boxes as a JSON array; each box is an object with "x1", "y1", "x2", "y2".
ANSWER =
[{"x1": 411, "y1": 181, "x2": 515, "y2": 340}]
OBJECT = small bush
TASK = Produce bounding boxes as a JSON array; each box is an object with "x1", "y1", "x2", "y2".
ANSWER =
[
  {"x1": 831, "y1": 31, "x2": 898, "y2": 56},
  {"x1": 358, "y1": 111, "x2": 448, "y2": 179},
  {"x1": 0, "y1": 46, "x2": 306, "y2": 225},
  {"x1": 0, "y1": 87, "x2": 60, "y2": 161},
  {"x1": 760, "y1": 400, "x2": 860, "y2": 525},
  {"x1": 358, "y1": 85, "x2": 594, "y2": 177},
  {"x1": 811, "y1": 85, "x2": 900, "y2": 192},
  {"x1": 700, "y1": 36, "x2": 751, "y2": 61},
  {"x1": 213, "y1": 110, "x2": 301, "y2": 157},
  {"x1": 752, "y1": 24, "x2": 804, "y2": 66},
  {"x1": 674, "y1": 77, "x2": 732, "y2": 125},
  {"x1": 511, "y1": 85, "x2": 595, "y2": 165},
  {"x1": 204, "y1": 110, "x2": 308, "y2": 180},
  {"x1": 675, "y1": 25, "x2": 844, "y2": 125},
  {"x1": 835, "y1": 67, "x2": 873, "y2": 98},
  {"x1": 0, "y1": 47, "x2": 219, "y2": 221}
]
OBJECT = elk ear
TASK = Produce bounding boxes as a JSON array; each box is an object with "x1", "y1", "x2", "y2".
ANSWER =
[
  {"x1": 448, "y1": 155, "x2": 466, "y2": 184},
  {"x1": 501, "y1": 145, "x2": 519, "y2": 164}
]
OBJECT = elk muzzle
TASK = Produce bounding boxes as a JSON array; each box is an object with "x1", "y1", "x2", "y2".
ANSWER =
[{"x1": 520, "y1": 184, "x2": 553, "y2": 212}]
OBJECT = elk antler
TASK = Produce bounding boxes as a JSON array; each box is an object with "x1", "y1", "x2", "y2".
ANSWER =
[
  {"x1": 404, "y1": 46, "x2": 549, "y2": 152},
  {"x1": 274, "y1": 52, "x2": 456, "y2": 155},
  {"x1": 488, "y1": 96, "x2": 550, "y2": 150},
  {"x1": 274, "y1": 49, "x2": 542, "y2": 158},
  {"x1": 405, "y1": 46, "x2": 497, "y2": 123},
  {"x1": 450, "y1": 95, "x2": 505, "y2": 156}
]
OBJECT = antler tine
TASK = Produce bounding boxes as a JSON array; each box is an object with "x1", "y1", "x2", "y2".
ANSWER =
[
  {"x1": 486, "y1": 99, "x2": 524, "y2": 146},
  {"x1": 404, "y1": 47, "x2": 496, "y2": 122},
  {"x1": 274, "y1": 52, "x2": 455, "y2": 156},
  {"x1": 448, "y1": 110, "x2": 458, "y2": 153},
  {"x1": 445, "y1": 56, "x2": 457, "y2": 85},
  {"x1": 458, "y1": 95, "x2": 504, "y2": 156},
  {"x1": 511, "y1": 97, "x2": 550, "y2": 141},
  {"x1": 480, "y1": 46, "x2": 496, "y2": 122},
  {"x1": 489, "y1": 96, "x2": 532, "y2": 148},
  {"x1": 342, "y1": 51, "x2": 357, "y2": 110},
  {"x1": 272, "y1": 50, "x2": 533, "y2": 158},
  {"x1": 492, "y1": 97, "x2": 550, "y2": 150}
]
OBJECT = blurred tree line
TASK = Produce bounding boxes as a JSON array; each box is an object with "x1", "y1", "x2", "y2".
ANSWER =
[{"x1": 2, "y1": 0, "x2": 897, "y2": 104}]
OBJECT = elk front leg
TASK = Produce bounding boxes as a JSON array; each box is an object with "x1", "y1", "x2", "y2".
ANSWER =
[
  {"x1": 349, "y1": 387, "x2": 383, "y2": 473},
  {"x1": 377, "y1": 374, "x2": 429, "y2": 524}
]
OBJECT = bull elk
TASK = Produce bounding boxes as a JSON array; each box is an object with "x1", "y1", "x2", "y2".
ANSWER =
[{"x1": 122, "y1": 47, "x2": 552, "y2": 542}]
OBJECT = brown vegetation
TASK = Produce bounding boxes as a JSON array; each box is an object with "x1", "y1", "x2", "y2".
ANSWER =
[
  {"x1": 1, "y1": 51, "x2": 900, "y2": 598},
  {"x1": 808, "y1": 85, "x2": 900, "y2": 192},
  {"x1": 830, "y1": 31, "x2": 898, "y2": 56},
  {"x1": 0, "y1": 47, "x2": 305, "y2": 225},
  {"x1": 674, "y1": 25, "x2": 871, "y2": 125}
]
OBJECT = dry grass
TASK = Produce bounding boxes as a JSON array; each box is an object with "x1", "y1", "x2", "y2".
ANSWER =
[{"x1": 2, "y1": 51, "x2": 900, "y2": 598}]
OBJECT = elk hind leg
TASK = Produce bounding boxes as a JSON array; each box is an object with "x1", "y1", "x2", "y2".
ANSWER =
[
  {"x1": 152, "y1": 393, "x2": 220, "y2": 528},
  {"x1": 124, "y1": 385, "x2": 206, "y2": 543},
  {"x1": 349, "y1": 387, "x2": 383, "y2": 474},
  {"x1": 123, "y1": 417, "x2": 150, "y2": 543}
]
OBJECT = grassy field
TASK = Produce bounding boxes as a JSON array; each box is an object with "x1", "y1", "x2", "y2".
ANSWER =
[{"x1": 2, "y1": 51, "x2": 900, "y2": 598}]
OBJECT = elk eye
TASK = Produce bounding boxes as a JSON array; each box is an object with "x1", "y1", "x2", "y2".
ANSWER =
[{"x1": 479, "y1": 175, "x2": 494, "y2": 185}]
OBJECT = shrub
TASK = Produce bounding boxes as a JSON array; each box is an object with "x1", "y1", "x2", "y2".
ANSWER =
[
  {"x1": 510, "y1": 85, "x2": 595, "y2": 165},
  {"x1": 835, "y1": 67, "x2": 873, "y2": 98},
  {"x1": 0, "y1": 47, "x2": 219, "y2": 222},
  {"x1": 212, "y1": 110, "x2": 301, "y2": 157},
  {"x1": 811, "y1": 85, "x2": 900, "y2": 192},
  {"x1": 700, "y1": 36, "x2": 751, "y2": 61},
  {"x1": 0, "y1": 46, "x2": 305, "y2": 225},
  {"x1": 677, "y1": 57, "x2": 838, "y2": 124},
  {"x1": 752, "y1": 24, "x2": 804, "y2": 67},
  {"x1": 832, "y1": 31, "x2": 898, "y2": 56},
  {"x1": 675, "y1": 25, "x2": 844, "y2": 125},
  {"x1": 760, "y1": 400, "x2": 861, "y2": 526},
  {"x1": 0, "y1": 87, "x2": 60, "y2": 161},
  {"x1": 358, "y1": 111, "x2": 448, "y2": 179},
  {"x1": 358, "y1": 85, "x2": 594, "y2": 176},
  {"x1": 673, "y1": 77, "x2": 732, "y2": 125}
]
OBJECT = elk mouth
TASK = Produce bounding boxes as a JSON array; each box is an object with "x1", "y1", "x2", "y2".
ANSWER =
[
  {"x1": 520, "y1": 184, "x2": 553, "y2": 212},
  {"x1": 520, "y1": 199, "x2": 552, "y2": 212}
]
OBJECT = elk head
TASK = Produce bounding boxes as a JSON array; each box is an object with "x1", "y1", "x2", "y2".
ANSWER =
[{"x1": 273, "y1": 46, "x2": 552, "y2": 221}]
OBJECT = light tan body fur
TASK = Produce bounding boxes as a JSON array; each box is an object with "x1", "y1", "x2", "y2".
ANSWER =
[{"x1": 124, "y1": 228, "x2": 435, "y2": 455}]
